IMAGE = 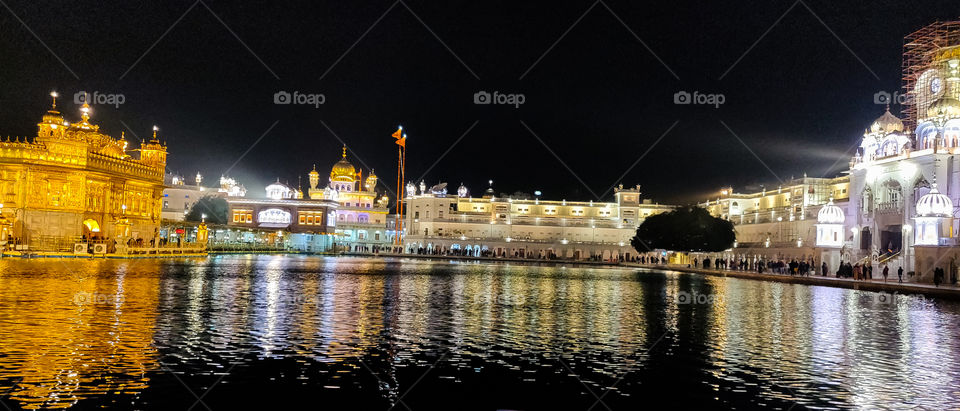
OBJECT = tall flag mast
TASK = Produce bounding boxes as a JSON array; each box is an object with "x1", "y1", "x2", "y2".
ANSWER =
[{"x1": 392, "y1": 126, "x2": 406, "y2": 247}]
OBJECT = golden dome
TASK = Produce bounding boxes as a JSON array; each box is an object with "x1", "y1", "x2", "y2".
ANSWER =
[
  {"x1": 927, "y1": 96, "x2": 960, "y2": 119},
  {"x1": 41, "y1": 92, "x2": 64, "y2": 125},
  {"x1": 330, "y1": 145, "x2": 356, "y2": 183},
  {"x1": 365, "y1": 169, "x2": 378, "y2": 190}
]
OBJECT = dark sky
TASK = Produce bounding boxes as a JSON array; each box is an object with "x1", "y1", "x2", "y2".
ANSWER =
[{"x1": 1, "y1": 0, "x2": 957, "y2": 205}]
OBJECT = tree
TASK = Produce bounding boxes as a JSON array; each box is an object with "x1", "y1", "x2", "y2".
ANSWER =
[
  {"x1": 631, "y1": 206, "x2": 735, "y2": 253},
  {"x1": 185, "y1": 196, "x2": 229, "y2": 225}
]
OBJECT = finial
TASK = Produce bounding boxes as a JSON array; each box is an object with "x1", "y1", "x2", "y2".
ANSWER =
[
  {"x1": 342, "y1": 145, "x2": 347, "y2": 158},
  {"x1": 121, "y1": 131, "x2": 125, "y2": 139},
  {"x1": 80, "y1": 99, "x2": 91, "y2": 121},
  {"x1": 152, "y1": 125, "x2": 158, "y2": 140},
  {"x1": 885, "y1": 103, "x2": 890, "y2": 112},
  {"x1": 50, "y1": 91, "x2": 58, "y2": 109}
]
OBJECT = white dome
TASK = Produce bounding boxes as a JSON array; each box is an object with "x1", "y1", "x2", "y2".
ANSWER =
[
  {"x1": 817, "y1": 198, "x2": 845, "y2": 224},
  {"x1": 916, "y1": 184, "x2": 953, "y2": 217}
]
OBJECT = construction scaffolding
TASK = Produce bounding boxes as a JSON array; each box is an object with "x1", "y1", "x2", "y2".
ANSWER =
[{"x1": 901, "y1": 20, "x2": 960, "y2": 130}]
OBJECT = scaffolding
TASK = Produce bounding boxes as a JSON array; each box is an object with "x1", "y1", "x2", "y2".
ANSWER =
[{"x1": 901, "y1": 20, "x2": 960, "y2": 130}]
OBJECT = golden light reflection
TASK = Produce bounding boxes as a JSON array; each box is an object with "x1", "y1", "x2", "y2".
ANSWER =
[{"x1": 0, "y1": 260, "x2": 160, "y2": 409}]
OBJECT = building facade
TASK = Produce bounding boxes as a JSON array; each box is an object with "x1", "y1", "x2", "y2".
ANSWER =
[
  {"x1": 225, "y1": 181, "x2": 338, "y2": 253},
  {"x1": 306, "y1": 146, "x2": 391, "y2": 250},
  {"x1": 707, "y1": 20, "x2": 960, "y2": 283},
  {"x1": 0, "y1": 94, "x2": 167, "y2": 250},
  {"x1": 403, "y1": 182, "x2": 672, "y2": 261}
]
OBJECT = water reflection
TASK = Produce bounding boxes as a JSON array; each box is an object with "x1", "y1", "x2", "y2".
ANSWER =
[{"x1": 0, "y1": 256, "x2": 958, "y2": 409}]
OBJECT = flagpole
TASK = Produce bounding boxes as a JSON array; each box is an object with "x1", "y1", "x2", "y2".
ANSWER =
[
  {"x1": 400, "y1": 137, "x2": 406, "y2": 247},
  {"x1": 396, "y1": 144, "x2": 402, "y2": 246}
]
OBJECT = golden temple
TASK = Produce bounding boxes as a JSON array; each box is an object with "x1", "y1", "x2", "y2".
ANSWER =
[{"x1": 0, "y1": 93, "x2": 167, "y2": 251}]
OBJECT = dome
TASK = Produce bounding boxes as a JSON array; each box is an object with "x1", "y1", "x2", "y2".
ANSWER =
[
  {"x1": 870, "y1": 107, "x2": 904, "y2": 133},
  {"x1": 330, "y1": 146, "x2": 356, "y2": 183},
  {"x1": 817, "y1": 198, "x2": 845, "y2": 224},
  {"x1": 42, "y1": 109, "x2": 64, "y2": 125},
  {"x1": 916, "y1": 184, "x2": 953, "y2": 217},
  {"x1": 926, "y1": 96, "x2": 960, "y2": 119},
  {"x1": 365, "y1": 170, "x2": 378, "y2": 190},
  {"x1": 457, "y1": 183, "x2": 469, "y2": 198}
]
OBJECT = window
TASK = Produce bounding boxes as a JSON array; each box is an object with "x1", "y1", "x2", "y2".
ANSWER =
[{"x1": 300, "y1": 215, "x2": 306, "y2": 224}]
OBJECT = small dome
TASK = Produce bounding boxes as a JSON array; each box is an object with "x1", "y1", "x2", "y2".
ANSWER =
[
  {"x1": 870, "y1": 107, "x2": 904, "y2": 133},
  {"x1": 916, "y1": 184, "x2": 953, "y2": 217},
  {"x1": 926, "y1": 96, "x2": 960, "y2": 119},
  {"x1": 457, "y1": 183, "x2": 469, "y2": 198},
  {"x1": 330, "y1": 146, "x2": 356, "y2": 183},
  {"x1": 42, "y1": 109, "x2": 64, "y2": 125},
  {"x1": 365, "y1": 170, "x2": 378, "y2": 190},
  {"x1": 817, "y1": 198, "x2": 845, "y2": 224}
]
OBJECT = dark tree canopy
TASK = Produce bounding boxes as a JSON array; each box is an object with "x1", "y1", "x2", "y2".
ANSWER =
[
  {"x1": 185, "y1": 196, "x2": 229, "y2": 225},
  {"x1": 631, "y1": 206, "x2": 735, "y2": 253}
]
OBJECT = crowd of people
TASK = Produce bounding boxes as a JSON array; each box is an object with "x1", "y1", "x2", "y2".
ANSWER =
[{"x1": 688, "y1": 256, "x2": 924, "y2": 284}]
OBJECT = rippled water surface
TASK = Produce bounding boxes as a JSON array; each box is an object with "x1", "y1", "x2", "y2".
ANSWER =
[{"x1": 1, "y1": 255, "x2": 959, "y2": 410}]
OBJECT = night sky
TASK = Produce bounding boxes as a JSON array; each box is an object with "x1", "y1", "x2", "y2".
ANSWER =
[{"x1": 1, "y1": 1, "x2": 957, "y2": 205}]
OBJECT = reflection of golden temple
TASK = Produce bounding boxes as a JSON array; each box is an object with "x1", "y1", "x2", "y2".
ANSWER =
[
  {"x1": 0, "y1": 93, "x2": 167, "y2": 250},
  {"x1": 0, "y1": 260, "x2": 160, "y2": 409}
]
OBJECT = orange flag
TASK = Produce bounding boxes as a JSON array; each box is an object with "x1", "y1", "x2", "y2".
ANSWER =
[
  {"x1": 392, "y1": 127, "x2": 402, "y2": 139},
  {"x1": 395, "y1": 136, "x2": 406, "y2": 147}
]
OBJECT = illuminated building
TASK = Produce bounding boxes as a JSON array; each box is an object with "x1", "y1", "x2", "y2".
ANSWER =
[
  {"x1": 225, "y1": 180, "x2": 338, "y2": 252},
  {"x1": 701, "y1": 176, "x2": 851, "y2": 261},
  {"x1": 306, "y1": 146, "x2": 391, "y2": 250},
  {"x1": 160, "y1": 172, "x2": 246, "y2": 221},
  {"x1": 706, "y1": 21, "x2": 960, "y2": 282},
  {"x1": 403, "y1": 182, "x2": 672, "y2": 260},
  {"x1": 0, "y1": 93, "x2": 167, "y2": 249}
]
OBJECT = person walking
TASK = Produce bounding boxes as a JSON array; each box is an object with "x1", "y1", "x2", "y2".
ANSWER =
[
  {"x1": 882, "y1": 265, "x2": 889, "y2": 283},
  {"x1": 821, "y1": 261, "x2": 828, "y2": 276},
  {"x1": 898, "y1": 266, "x2": 903, "y2": 283}
]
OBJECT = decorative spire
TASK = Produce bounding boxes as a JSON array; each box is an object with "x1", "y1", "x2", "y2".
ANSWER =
[
  {"x1": 152, "y1": 125, "x2": 159, "y2": 141},
  {"x1": 79, "y1": 100, "x2": 91, "y2": 122},
  {"x1": 342, "y1": 145, "x2": 347, "y2": 158},
  {"x1": 50, "y1": 91, "x2": 58, "y2": 109}
]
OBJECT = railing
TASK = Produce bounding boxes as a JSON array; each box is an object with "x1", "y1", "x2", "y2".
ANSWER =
[
  {"x1": 422, "y1": 215, "x2": 625, "y2": 228},
  {"x1": 874, "y1": 201, "x2": 903, "y2": 214},
  {"x1": 878, "y1": 250, "x2": 901, "y2": 264}
]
